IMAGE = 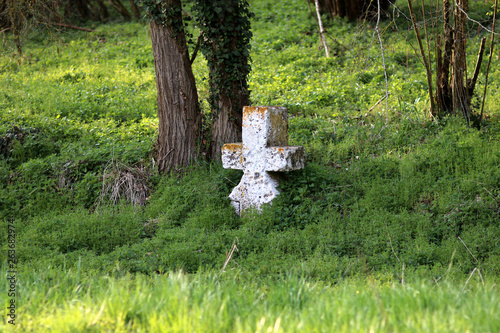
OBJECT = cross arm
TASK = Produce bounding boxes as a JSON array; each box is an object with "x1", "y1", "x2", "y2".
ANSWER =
[
  {"x1": 265, "y1": 146, "x2": 306, "y2": 172},
  {"x1": 222, "y1": 143, "x2": 244, "y2": 170}
]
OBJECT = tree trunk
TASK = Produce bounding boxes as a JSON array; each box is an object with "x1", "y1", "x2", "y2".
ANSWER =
[
  {"x1": 315, "y1": 0, "x2": 393, "y2": 20},
  {"x1": 73, "y1": 0, "x2": 92, "y2": 20},
  {"x1": 211, "y1": 88, "x2": 248, "y2": 159},
  {"x1": 435, "y1": 0, "x2": 453, "y2": 115},
  {"x1": 108, "y1": 0, "x2": 131, "y2": 20},
  {"x1": 149, "y1": 13, "x2": 201, "y2": 172},
  {"x1": 96, "y1": 0, "x2": 110, "y2": 21},
  {"x1": 0, "y1": 1, "x2": 9, "y2": 30},
  {"x1": 212, "y1": 1, "x2": 251, "y2": 158},
  {"x1": 452, "y1": 0, "x2": 469, "y2": 121},
  {"x1": 129, "y1": 0, "x2": 141, "y2": 21},
  {"x1": 6, "y1": 0, "x2": 23, "y2": 55},
  {"x1": 197, "y1": 0, "x2": 251, "y2": 159}
]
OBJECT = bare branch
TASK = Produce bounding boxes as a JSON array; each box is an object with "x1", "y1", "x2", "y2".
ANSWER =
[
  {"x1": 50, "y1": 22, "x2": 95, "y2": 32},
  {"x1": 407, "y1": 0, "x2": 436, "y2": 116},
  {"x1": 454, "y1": 0, "x2": 500, "y2": 35},
  {"x1": 314, "y1": 0, "x2": 329, "y2": 57},
  {"x1": 480, "y1": 0, "x2": 498, "y2": 122},
  {"x1": 468, "y1": 37, "x2": 486, "y2": 97},
  {"x1": 375, "y1": 0, "x2": 390, "y2": 121},
  {"x1": 190, "y1": 32, "x2": 203, "y2": 64}
]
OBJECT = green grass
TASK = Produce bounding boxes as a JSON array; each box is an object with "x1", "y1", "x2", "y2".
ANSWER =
[
  {"x1": 1, "y1": 268, "x2": 498, "y2": 332},
  {"x1": 1, "y1": 0, "x2": 500, "y2": 329}
]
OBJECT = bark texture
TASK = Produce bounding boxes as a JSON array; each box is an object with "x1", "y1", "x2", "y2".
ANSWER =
[
  {"x1": 211, "y1": 92, "x2": 247, "y2": 159},
  {"x1": 452, "y1": 0, "x2": 469, "y2": 119},
  {"x1": 435, "y1": 0, "x2": 453, "y2": 116},
  {"x1": 205, "y1": 0, "x2": 251, "y2": 159},
  {"x1": 315, "y1": 0, "x2": 394, "y2": 20},
  {"x1": 150, "y1": 17, "x2": 201, "y2": 172},
  {"x1": 435, "y1": 0, "x2": 483, "y2": 122}
]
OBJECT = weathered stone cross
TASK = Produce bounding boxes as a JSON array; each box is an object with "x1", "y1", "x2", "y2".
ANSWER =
[{"x1": 222, "y1": 106, "x2": 305, "y2": 215}]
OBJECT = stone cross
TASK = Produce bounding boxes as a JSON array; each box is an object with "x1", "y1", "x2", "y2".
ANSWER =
[{"x1": 222, "y1": 106, "x2": 305, "y2": 215}]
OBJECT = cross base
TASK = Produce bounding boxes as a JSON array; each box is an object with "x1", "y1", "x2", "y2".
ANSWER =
[{"x1": 229, "y1": 171, "x2": 280, "y2": 215}]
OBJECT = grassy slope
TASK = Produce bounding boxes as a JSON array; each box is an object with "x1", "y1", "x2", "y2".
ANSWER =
[{"x1": 0, "y1": 0, "x2": 499, "y2": 330}]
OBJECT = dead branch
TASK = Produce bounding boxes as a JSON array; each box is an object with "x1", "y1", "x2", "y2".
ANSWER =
[
  {"x1": 314, "y1": 0, "x2": 329, "y2": 57},
  {"x1": 420, "y1": 0, "x2": 432, "y2": 79},
  {"x1": 407, "y1": 0, "x2": 436, "y2": 116},
  {"x1": 436, "y1": 0, "x2": 454, "y2": 114},
  {"x1": 467, "y1": 37, "x2": 486, "y2": 97},
  {"x1": 454, "y1": 0, "x2": 500, "y2": 35},
  {"x1": 480, "y1": 0, "x2": 498, "y2": 122},
  {"x1": 50, "y1": 22, "x2": 95, "y2": 32},
  {"x1": 375, "y1": 0, "x2": 390, "y2": 121},
  {"x1": 107, "y1": 0, "x2": 131, "y2": 21},
  {"x1": 325, "y1": 34, "x2": 348, "y2": 51},
  {"x1": 305, "y1": 0, "x2": 314, "y2": 17},
  {"x1": 190, "y1": 32, "x2": 203, "y2": 64},
  {"x1": 366, "y1": 93, "x2": 389, "y2": 116},
  {"x1": 222, "y1": 243, "x2": 238, "y2": 271}
]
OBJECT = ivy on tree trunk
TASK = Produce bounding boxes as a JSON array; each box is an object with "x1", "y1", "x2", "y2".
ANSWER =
[
  {"x1": 140, "y1": 0, "x2": 253, "y2": 168},
  {"x1": 194, "y1": 0, "x2": 253, "y2": 159}
]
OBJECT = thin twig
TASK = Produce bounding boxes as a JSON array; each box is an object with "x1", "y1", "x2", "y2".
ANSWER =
[
  {"x1": 407, "y1": 0, "x2": 436, "y2": 116},
  {"x1": 481, "y1": 187, "x2": 500, "y2": 203},
  {"x1": 224, "y1": 176, "x2": 238, "y2": 186},
  {"x1": 462, "y1": 267, "x2": 477, "y2": 292},
  {"x1": 468, "y1": 37, "x2": 486, "y2": 95},
  {"x1": 383, "y1": 221, "x2": 402, "y2": 265},
  {"x1": 326, "y1": 184, "x2": 353, "y2": 189},
  {"x1": 325, "y1": 34, "x2": 348, "y2": 50},
  {"x1": 162, "y1": 149, "x2": 175, "y2": 161},
  {"x1": 305, "y1": 0, "x2": 314, "y2": 17},
  {"x1": 190, "y1": 32, "x2": 203, "y2": 64},
  {"x1": 420, "y1": 0, "x2": 432, "y2": 88},
  {"x1": 458, "y1": 236, "x2": 478, "y2": 263},
  {"x1": 366, "y1": 93, "x2": 389, "y2": 116},
  {"x1": 433, "y1": 276, "x2": 443, "y2": 291},
  {"x1": 477, "y1": 268, "x2": 485, "y2": 286},
  {"x1": 480, "y1": 0, "x2": 498, "y2": 122},
  {"x1": 50, "y1": 22, "x2": 95, "y2": 32},
  {"x1": 222, "y1": 243, "x2": 238, "y2": 271},
  {"x1": 314, "y1": 0, "x2": 329, "y2": 57},
  {"x1": 383, "y1": 219, "x2": 404, "y2": 285},
  {"x1": 454, "y1": 0, "x2": 500, "y2": 35},
  {"x1": 375, "y1": 0, "x2": 390, "y2": 122}
]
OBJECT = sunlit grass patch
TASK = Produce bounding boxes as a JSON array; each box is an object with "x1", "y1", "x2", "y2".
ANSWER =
[{"x1": 1, "y1": 268, "x2": 498, "y2": 332}]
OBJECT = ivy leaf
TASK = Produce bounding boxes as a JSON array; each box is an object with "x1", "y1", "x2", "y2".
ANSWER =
[{"x1": 214, "y1": 7, "x2": 222, "y2": 14}]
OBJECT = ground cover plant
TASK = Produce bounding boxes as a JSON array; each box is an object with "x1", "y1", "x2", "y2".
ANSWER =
[{"x1": 1, "y1": 0, "x2": 499, "y2": 330}]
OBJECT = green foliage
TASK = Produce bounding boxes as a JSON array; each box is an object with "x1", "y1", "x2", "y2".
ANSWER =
[
  {"x1": 193, "y1": 0, "x2": 253, "y2": 115},
  {"x1": 16, "y1": 207, "x2": 144, "y2": 259},
  {"x1": 0, "y1": 126, "x2": 59, "y2": 167},
  {"x1": 138, "y1": 0, "x2": 184, "y2": 35}
]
